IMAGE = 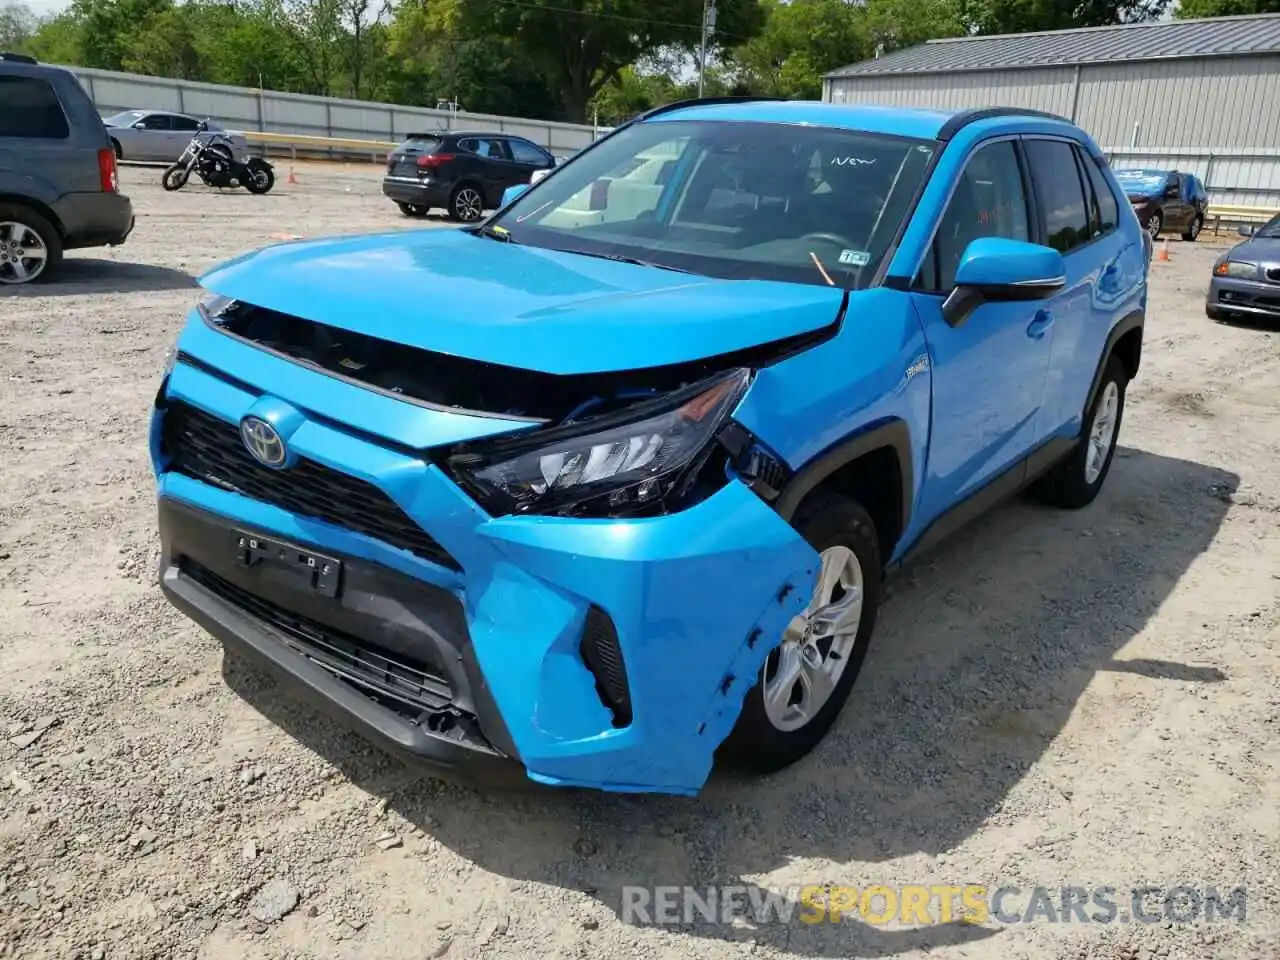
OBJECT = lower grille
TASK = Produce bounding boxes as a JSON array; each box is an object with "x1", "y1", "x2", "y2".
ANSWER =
[
  {"x1": 1266, "y1": 267, "x2": 1280, "y2": 284},
  {"x1": 161, "y1": 399, "x2": 458, "y2": 569},
  {"x1": 182, "y1": 559, "x2": 453, "y2": 716},
  {"x1": 579, "y1": 607, "x2": 632, "y2": 728}
]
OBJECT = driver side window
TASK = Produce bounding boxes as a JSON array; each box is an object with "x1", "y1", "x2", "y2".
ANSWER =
[{"x1": 915, "y1": 140, "x2": 1030, "y2": 293}]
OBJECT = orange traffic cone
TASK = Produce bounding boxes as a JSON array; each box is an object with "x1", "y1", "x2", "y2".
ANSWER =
[
  {"x1": 287, "y1": 165, "x2": 298, "y2": 186},
  {"x1": 1156, "y1": 239, "x2": 1170, "y2": 262}
]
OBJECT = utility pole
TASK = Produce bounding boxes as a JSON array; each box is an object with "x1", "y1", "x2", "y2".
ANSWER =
[{"x1": 698, "y1": 0, "x2": 716, "y2": 98}]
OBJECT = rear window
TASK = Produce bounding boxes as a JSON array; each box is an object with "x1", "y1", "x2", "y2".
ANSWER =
[
  {"x1": 0, "y1": 75, "x2": 70, "y2": 139},
  {"x1": 401, "y1": 135, "x2": 443, "y2": 150}
]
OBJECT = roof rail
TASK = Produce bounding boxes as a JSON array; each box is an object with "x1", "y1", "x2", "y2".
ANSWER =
[
  {"x1": 0, "y1": 52, "x2": 39, "y2": 64},
  {"x1": 937, "y1": 106, "x2": 1072, "y2": 141},
  {"x1": 635, "y1": 95, "x2": 786, "y2": 123}
]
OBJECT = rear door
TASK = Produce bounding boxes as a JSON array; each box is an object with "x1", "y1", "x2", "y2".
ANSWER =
[
  {"x1": 0, "y1": 71, "x2": 83, "y2": 206},
  {"x1": 169, "y1": 114, "x2": 202, "y2": 161}
]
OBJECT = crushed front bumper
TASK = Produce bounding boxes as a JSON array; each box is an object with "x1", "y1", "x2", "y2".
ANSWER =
[{"x1": 153, "y1": 343, "x2": 819, "y2": 795}]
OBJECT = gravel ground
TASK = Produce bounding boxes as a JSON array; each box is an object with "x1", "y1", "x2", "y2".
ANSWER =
[{"x1": 1, "y1": 164, "x2": 1278, "y2": 960}]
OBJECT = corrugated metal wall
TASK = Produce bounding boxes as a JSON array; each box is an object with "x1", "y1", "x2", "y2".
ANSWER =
[
  {"x1": 69, "y1": 66, "x2": 603, "y2": 156},
  {"x1": 824, "y1": 54, "x2": 1280, "y2": 206}
]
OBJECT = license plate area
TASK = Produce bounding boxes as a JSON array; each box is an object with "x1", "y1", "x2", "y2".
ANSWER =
[{"x1": 232, "y1": 530, "x2": 342, "y2": 599}]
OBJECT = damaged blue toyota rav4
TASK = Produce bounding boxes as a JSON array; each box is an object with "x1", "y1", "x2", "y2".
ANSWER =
[{"x1": 151, "y1": 99, "x2": 1150, "y2": 796}]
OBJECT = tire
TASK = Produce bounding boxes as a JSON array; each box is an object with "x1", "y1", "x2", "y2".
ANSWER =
[
  {"x1": 1182, "y1": 215, "x2": 1203, "y2": 242},
  {"x1": 161, "y1": 165, "x2": 190, "y2": 191},
  {"x1": 1030, "y1": 356, "x2": 1128, "y2": 510},
  {"x1": 448, "y1": 183, "x2": 485, "y2": 222},
  {"x1": 720, "y1": 493, "x2": 882, "y2": 774},
  {"x1": 1206, "y1": 304, "x2": 1224, "y2": 322},
  {"x1": 110, "y1": 138, "x2": 122, "y2": 161},
  {"x1": 1145, "y1": 211, "x2": 1162, "y2": 241},
  {"x1": 0, "y1": 203, "x2": 63, "y2": 286},
  {"x1": 244, "y1": 160, "x2": 275, "y2": 195},
  {"x1": 397, "y1": 202, "x2": 428, "y2": 218}
]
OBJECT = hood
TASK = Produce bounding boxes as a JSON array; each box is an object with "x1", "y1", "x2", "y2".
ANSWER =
[
  {"x1": 1227, "y1": 237, "x2": 1280, "y2": 262},
  {"x1": 199, "y1": 229, "x2": 847, "y2": 376}
]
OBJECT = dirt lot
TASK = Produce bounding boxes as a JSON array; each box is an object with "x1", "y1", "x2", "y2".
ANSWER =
[{"x1": 1, "y1": 164, "x2": 1278, "y2": 960}]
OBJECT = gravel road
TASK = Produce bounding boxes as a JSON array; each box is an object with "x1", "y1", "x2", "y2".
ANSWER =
[{"x1": 1, "y1": 165, "x2": 1278, "y2": 960}]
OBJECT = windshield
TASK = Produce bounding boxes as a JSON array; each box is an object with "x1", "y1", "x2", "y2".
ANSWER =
[
  {"x1": 1255, "y1": 214, "x2": 1280, "y2": 238},
  {"x1": 493, "y1": 119, "x2": 937, "y2": 289},
  {"x1": 103, "y1": 110, "x2": 145, "y2": 126}
]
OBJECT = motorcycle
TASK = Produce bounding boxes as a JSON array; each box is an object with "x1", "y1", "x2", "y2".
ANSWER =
[{"x1": 161, "y1": 120, "x2": 275, "y2": 194}]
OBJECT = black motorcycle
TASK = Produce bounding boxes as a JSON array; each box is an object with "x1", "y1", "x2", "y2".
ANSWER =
[{"x1": 161, "y1": 120, "x2": 275, "y2": 194}]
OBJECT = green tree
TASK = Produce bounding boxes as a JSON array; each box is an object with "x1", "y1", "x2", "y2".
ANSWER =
[
  {"x1": 439, "y1": 0, "x2": 765, "y2": 122},
  {"x1": 1176, "y1": 0, "x2": 1280, "y2": 16},
  {"x1": 0, "y1": 2, "x2": 38, "y2": 52},
  {"x1": 959, "y1": 0, "x2": 1169, "y2": 34}
]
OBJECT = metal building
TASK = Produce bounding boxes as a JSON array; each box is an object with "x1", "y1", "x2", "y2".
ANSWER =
[{"x1": 822, "y1": 13, "x2": 1280, "y2": 206}]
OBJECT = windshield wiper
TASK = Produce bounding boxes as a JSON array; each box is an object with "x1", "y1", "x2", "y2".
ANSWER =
[{"x1": 562, "y1": 248, "x2": 692, "y2": 273}]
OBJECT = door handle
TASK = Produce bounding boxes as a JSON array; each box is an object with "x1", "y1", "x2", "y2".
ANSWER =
[{"x1": 1026, "y1": 311, "x2": 1053, "y2": 340}]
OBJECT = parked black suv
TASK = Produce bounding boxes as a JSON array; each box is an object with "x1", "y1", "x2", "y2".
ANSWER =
[
  {"x1": 1113, "y1": 167, "x2": 1208, "y2": 242},
  {"x1": 0, "y1": 53, "x2": 134, "y2": 286},
  {"x1": 381, "y1": 131, "x2": 556, "y2": 222}
]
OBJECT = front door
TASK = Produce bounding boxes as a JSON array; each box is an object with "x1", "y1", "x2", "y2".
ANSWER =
[{"x1": 908, "y1": 138, "x2": 1055, "y2": 524}]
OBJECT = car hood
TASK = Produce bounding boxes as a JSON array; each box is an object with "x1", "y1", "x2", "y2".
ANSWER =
[
  {"x1": 1227, "y1": 237, "x2": 1280, "y2": 262},
  {"x1": 198, "y1": 228, "x2": 847, "y2": 375}
]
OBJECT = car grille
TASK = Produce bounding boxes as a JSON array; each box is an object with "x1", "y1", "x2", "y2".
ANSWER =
[
  {"x1": 161, "y1": 400, "x2": 459, "y2": 570},
  {"x1": 182, "y1": 558, "x2": 454, "y2": 715}
]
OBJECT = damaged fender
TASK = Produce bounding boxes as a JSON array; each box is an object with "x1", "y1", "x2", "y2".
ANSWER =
[{"x1": 475, "y1": 480, "x2": 819, "y2": 795}]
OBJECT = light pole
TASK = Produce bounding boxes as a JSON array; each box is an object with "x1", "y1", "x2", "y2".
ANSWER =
[{"x1": 697, "y1": 0, "x2": 716, "y2": 98}]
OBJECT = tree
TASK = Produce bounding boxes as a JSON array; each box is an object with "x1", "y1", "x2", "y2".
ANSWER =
[
  {"x1": 0, "y1": 2, "x2": 37, "y2": 52},
  {"x1": 1176, "y1": 0, "x2": 1280, "y2": 16},
  {"x1": 438, "y1": 0, "x2": 765, "y2": 123},
  {"x1": 959, "y1": 0, "x2": 1170, "y2": 34}
]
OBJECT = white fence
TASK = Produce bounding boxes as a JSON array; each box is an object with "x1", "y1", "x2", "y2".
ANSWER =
[{"x1": 67, "y1": 66, "x2": 605, "y2": 157}]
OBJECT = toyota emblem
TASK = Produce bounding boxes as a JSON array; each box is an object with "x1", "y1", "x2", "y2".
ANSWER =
[{"x1": 240, "y1": 416, "x2": 286, "y2": 467}]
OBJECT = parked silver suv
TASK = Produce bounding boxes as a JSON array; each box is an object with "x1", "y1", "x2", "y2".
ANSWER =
[{"x1": 0, "y1": 52, "x2": 135, "y2": 286}]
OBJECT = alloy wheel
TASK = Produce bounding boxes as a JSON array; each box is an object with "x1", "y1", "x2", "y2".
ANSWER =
[
  {"x1": 455, "y1": 187, "x2": 483, "y2": 222},
  {"x1": 1146, "y1": 215, "x2": 1161, "y2": 241},
  {"x1": 762, "y1": 545, "x2": 864, "y2": 733},
  {"x1": 0, "y1": 221, "x2": 49, "y2": 285},
  {"x1": 1084, "y1": 381, "x2": 1120, "y2": 485}
]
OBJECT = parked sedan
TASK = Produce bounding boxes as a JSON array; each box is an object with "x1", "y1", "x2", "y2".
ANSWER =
[
  {"x1": 103, "y1": 110, "x2": 248, "y2": 163},
  {"x1": 1113, "y1": 168, "x2": 1209, "y2": 242},
  {"x1": 1206, "y1": 214, "x2": 1280, "y2": 323}
]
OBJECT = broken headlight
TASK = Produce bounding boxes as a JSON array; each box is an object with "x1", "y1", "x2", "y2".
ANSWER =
[{"x1": 447, "y1": 368, "x2": 751, "y2": 516}]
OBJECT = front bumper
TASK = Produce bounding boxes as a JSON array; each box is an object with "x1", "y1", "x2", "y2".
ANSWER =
[
  {"x1": 152, "y1": 347, "x2": 819, "y2": 795},
  {"x1": 54, "y1": 191, "x2": 134, "y2": 249},
  {"x1": 381, "y1": 176, "x2": 450, "y2": 208},
  {"x1": 1207, "y1": 276, "x2": 1280, "y2": 319}
]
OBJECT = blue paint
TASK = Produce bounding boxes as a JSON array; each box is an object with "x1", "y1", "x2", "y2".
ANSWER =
[{"x1": 153, "y1": 100, "x2": 1149, "y2": 794}]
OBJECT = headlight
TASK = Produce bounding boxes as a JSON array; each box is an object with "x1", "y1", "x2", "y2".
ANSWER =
[
  {"x1": 447, "y1": 368, "x2": 752, "y2": 517},
  {"x1": 1215, "y1": 260, "x2": 1257, "y2": 279}
]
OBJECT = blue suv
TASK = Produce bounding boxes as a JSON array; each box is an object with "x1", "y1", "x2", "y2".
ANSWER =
[{"x1": 151, "y1": 99, "x2": 1149, "y2": 796}]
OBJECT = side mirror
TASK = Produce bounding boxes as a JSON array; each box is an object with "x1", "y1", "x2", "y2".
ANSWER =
[
  {"x1": 133, "y1": 121, "x2": 147, "y2": 130},
  {"x1": 501, "y1": 183, "x2": 529, "y2": 207},
  {"x1": 530, "y1": 167, "x2": 552, "y2": 185},
  {"x1": 1164, "y1": 186, "x2": 1179, "y2": 199},
  {"x1": 1238, "y1": 224, "x2": 1256, "y2": 238},
  {"x1": 943, "y1": 237, "x2": 1067, "y2": 328}
]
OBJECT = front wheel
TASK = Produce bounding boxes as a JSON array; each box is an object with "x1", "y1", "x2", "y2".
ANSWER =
[
  {"x1": 1029, "y1": 356, "x2": 1128, "y2": 509},
  {"x1": 1145, "y1": 211, "x2": 1162, "y2": 241},
  {"x1": 244, "y1": 160, "x2": 275, "y2": 194},
  {"x1": 720, "y1": 493, "x2": 882, "y2": 773},
  {"x1": 161, "y1": 164, "x2": 190, "y2": 191}
]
